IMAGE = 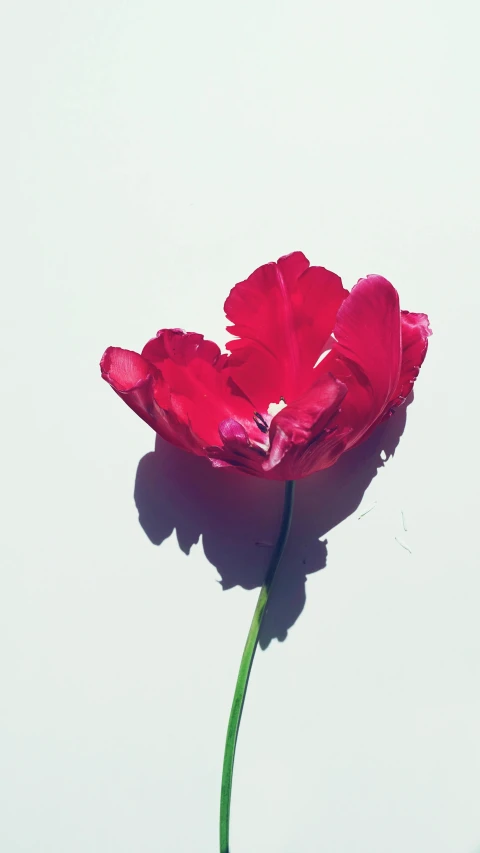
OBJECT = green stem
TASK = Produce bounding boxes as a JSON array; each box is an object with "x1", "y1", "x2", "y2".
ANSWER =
[{"x1": 219, "y1": 480, "x2": 296, "y2": 853}]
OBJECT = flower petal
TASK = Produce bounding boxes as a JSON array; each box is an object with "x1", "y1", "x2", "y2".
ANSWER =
[
  {"x1": 324, "y1": 275, "x2": 402, "y2": 447},
  {"x1": 143, "y1": 329, "x2": 258, "y2": 447},
  {"x1": 333, "y1": 275, "x2": 402, "y2": 408},
  {"x1": 100, "y1": 346, "x2": 201, "y2": 453},
  {"x1": 264, "y1": 373, "x2": 348, "y2": 477},
  {"x1": 391, "y1": 311, "x2": 432, "y2": 406},
  {"x1": 143, "y1": 329, "x2": 221, "y2": 368},
  {"x1": 101, "y1": 346, "x2": 151, "y2": 392},
  {"x1": 205, "y1": 418, "x2": 268, "y2": 476},
  {"x1": 100, "y1": 346, "x2": 158, "y2": 427},
  {"x1": 225, "y1": 252, "x2": 348, "y2": 408}
]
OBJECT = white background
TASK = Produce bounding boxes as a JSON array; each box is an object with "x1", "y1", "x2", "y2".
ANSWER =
[{"x1": 2, "y1": 2, "x2": 479, "y2": 852}]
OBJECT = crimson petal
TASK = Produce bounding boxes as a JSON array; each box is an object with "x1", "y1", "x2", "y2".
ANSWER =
[
  {"x1": 328, "y1": 275, "x2": 402, "y2": 447},
  {"x1": 100, "y1": 347, "x2": 159, "y2": 428},
  {"x1": 225, "y1": 252, "x2": 348, "y2": 410},
  {"x1": 264, "y1": 373, "x2": 348, "y2": 478},
  {"x1": 142, "y1": 329, "x2": 258, "y2": 447},
  {"x1": 391, "y1": 311, "x2": 432, "y2": 407},
  {"x1": 100, "y1": 346, "x2": 201, "y2": 453}
]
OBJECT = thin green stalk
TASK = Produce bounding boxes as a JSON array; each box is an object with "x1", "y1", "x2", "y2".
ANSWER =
[{"x1": 219, "y1": 480, "x2": 296, "y2": 853}]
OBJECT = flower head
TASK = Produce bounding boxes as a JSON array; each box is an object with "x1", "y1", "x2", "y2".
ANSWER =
[{"x1": 101, "y1": 252, "x2": 431, "y2": 480}]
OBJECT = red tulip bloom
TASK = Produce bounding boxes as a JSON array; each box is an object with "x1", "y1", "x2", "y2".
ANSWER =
[{"x1": 101, "y1": 252, "x2": 431, "y2": 480}]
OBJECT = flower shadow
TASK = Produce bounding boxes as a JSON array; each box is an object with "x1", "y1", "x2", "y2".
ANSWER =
[{"x1": 134, "y1": 399, "x2": 410, "y2": 648}]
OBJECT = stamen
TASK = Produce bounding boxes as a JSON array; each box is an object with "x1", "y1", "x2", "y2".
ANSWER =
[{"x1": 253, "y1": 412, "x2": 269, "y2": 434}]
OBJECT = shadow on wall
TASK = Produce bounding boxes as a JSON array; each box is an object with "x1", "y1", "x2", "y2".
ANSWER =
[{"x1": 134, "y1": 398, "x2": 410, "y2": 648}]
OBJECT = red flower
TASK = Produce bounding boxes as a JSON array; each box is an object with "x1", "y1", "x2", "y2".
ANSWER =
[{"x1": 100, "y1": 252, "x2": 431, "y2": 480}]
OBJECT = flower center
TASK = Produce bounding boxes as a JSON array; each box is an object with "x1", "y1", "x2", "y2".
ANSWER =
[
  {"x1": 252, "y1": 398, "x2": 287, "y2": 444},
  {"x1": 253, "y1": 412, "x2": 268, "y2": 434}
]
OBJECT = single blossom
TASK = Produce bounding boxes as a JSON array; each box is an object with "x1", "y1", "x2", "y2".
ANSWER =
[{"x1": 100, "y1": 252, "x2": 431, "y2": 480}]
